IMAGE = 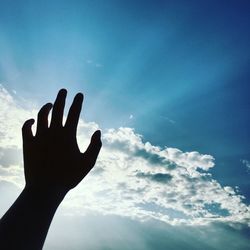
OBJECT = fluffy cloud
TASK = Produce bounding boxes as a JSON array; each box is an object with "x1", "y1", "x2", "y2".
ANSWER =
[
  {"x1": 0, "y1": 84, "x2": 37, "y2": 149},
  {"x1": 72, "y1": 127, "x2": 249, "y2": 226},
  {"x1": 0, "y1": 85, "x2": 249, "y2": 227}
]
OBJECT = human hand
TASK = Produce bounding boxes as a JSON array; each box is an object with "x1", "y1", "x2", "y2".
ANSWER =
[{"x1": 22, "y1": 89, "x2": 102, "y2": 195}]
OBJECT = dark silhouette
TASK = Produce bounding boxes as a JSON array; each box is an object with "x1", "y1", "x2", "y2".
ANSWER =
[{"x1": 0, "y1": 89, "x2": 102, "y2": 249}]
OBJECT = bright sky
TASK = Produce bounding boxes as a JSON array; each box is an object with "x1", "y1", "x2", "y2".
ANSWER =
[{"x1": 0, "y1": 0, "x2": 250, "y2": 249}]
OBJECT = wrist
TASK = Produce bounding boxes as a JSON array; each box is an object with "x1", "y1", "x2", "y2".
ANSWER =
[{"x1": 23, "y1": 185, "x2": 67, "y2": 207}]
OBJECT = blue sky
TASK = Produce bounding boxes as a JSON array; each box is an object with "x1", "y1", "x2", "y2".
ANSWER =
[{"x1": 0, "y1": 0, "x2": 250, "y2": 249}]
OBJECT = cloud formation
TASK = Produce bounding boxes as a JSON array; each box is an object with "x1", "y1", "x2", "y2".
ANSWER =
[{"x1": 0, "y1": 85, "x2": 249, "y2": 227}]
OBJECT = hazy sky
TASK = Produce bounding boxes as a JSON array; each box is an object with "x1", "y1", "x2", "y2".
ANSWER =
[{"x1": 0, "y1": 0, "x2": 250, "y2": 249}]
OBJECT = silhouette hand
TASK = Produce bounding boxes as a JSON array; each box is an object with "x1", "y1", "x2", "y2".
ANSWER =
[{"x1": 22, "y1": 89, "x2": 102, "y2": 194}]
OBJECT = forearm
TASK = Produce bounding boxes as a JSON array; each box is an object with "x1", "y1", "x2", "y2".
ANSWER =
[{"x1": 0, "y1": 186, "x2": 66, "y2": 250}]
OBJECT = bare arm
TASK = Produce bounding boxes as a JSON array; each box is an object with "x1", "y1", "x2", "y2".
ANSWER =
[{"x1": 0, "y1": 89, "x2": 102, "y2": 250}]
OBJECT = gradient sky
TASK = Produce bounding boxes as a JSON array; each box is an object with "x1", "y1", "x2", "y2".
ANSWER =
[{"x1": 0, "y1": 0, "x2": 250, "y2": 249}]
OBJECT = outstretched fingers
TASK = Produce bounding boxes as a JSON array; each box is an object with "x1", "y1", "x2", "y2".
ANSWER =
[
  {"x1": 65, "y1": 93, "x2": 83, "y2": 135},
  {"x1": 36, "y1": 103, "x2": 53, "y2": 136},
  {"x1": 82, "y1": 130, "x2": 102, "y2": 169},
  {"x1": 50, "y1": 89, "x2": 67, "y2": 129}
]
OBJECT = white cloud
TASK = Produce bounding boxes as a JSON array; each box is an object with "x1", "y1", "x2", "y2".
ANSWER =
[
  {"x1": 0, "y1": 165, "x2": 24, "y2": 189},
  {"x1": 0, "y1": 85, "x2": 249, "y2": 226},
  {"x1": 0, "y1": 84, "x2": 37, "y2": 149}
]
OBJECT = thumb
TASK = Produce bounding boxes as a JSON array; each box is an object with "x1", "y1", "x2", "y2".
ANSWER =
[{"x1": 83, "y1": 130, "x2": 102, "y2": 167}]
